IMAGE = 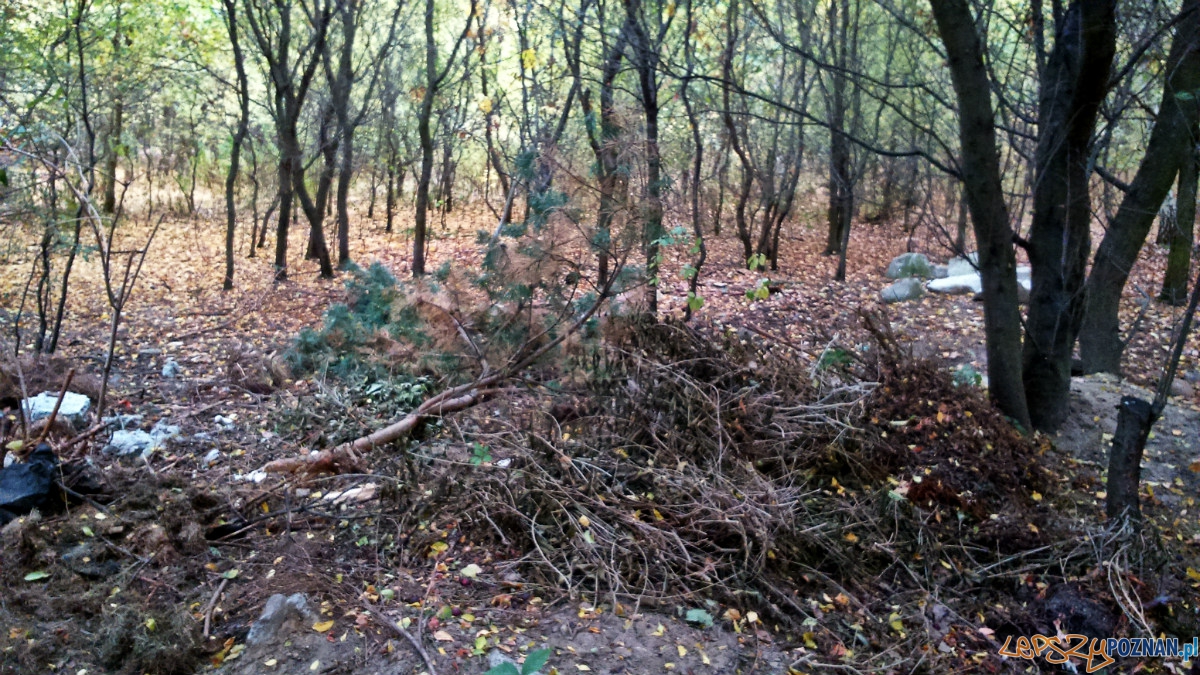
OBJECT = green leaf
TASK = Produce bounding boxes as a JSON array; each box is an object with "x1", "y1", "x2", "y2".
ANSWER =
[
  {"x1": 687, "y1": 293, "x2": 704, "y2": 311},
  {"x1": 685, "y1": 608, "x2": 714, "y2": 628},
  {"x1": 24, "y1": 571, "x2": 50, "y2": 581},
  {"x1": 484, "y1": 664, "x2": 520, "y2": 675},
  {"x1": 0, "y1": 168, "x2": 8, "y2": 187},
  {"x1": 222, "y1": 569, "x2": 240, "y2": 580},
  {"x1": 521, "y1": 648, "x2": 552, "y2": 675}
]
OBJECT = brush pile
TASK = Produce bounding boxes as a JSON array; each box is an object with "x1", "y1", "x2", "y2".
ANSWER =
[{"x1": 367, "y1": 315, "x2": 1095, "y2": 670}]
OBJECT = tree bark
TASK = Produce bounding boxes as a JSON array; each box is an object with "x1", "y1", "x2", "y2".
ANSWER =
[
  {"x1": 1106, "y1": 395, "x2": 1153, "y2": 525},
  {"x1": 223, "y1": 0, "x2": 251, "y2": 291},
  {"x1": 928, "y1": 0, "x2": 1031, "y2": 431},
  {"x1": 1079, "y1": 0, "x2": 1200, "y2": 373},
  {"x1": 627, "y1": 0, "x2": 667, "y2": 317},
  {"x1": 824, "y1": 0, "x2": 852, "y2": 260},
  {"x1": 102, "y1": 100, "x2": 122, "y2": 214},
  {"x1": 412, "y1": 0, "x2": 438, "y2": 276},
  {"x1": 1161, "y1": 144, "x2": 1198, "y2": 305},
  {"x1": 1022, "y1": 0, "x2": 1116, "y2": 431}
]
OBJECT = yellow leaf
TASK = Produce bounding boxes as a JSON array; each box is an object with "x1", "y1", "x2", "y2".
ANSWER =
[
  {"x1": 677, "y1": 645, "x2": 687, "y2": 657},
  {"x1": 521, "y1": 48, "x2": 538, "y2": 70},
  {"x1": 653, "y1": 509, "x2": 665, "y2": 522},
  {"x1": 844, "y1": 532, "x2": 858, "y2": 544},
  {"x1": 313, "y1": 620, "x2": 334, "y2": 632},
  {"x1": 802, "y1": 632, "x2": 817, "y2": 648},
  {"x1": 433, "y1": 630, "x2": 454, "y2": 641},
  {"x1": 700, "y1": 650, "x2": 711, "y2": 665},
  {"x1": 1187, "y1": 567, "x2": 1200, "y2": 581},
  {"x1": 651, "y1": 623, "x2": 666, "y2": 636},
  {"x1": 888, "y1": 613, "x2": 903, "y2": 632},
  {"x1": 310, "y1": 660, "x2": 320, "y2": 671},
  {"x1": 1031, "y1": 492, "x2": 1042, "y2": 502},
  {"x1": 576, "y1": 666, "x2": 591, "y2": 672},
  {"x1": 478, "y1": 97, "x2": 493, "y2": 114},
  {"x1": 429, "y1": 541, "x2": 448, "y2": 557},
  {"x1": 745, "y1": 611, "x2": 759, "y2": 624},
  {"x1": 578, "y1": 515, "x2": 591, "y2": 529},
  {"x1": 264, "y1": 659, "x2": 278, "y2": 667}
]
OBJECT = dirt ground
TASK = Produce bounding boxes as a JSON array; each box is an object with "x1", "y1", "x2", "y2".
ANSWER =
[
  {"x1": 2, "y1": 207, "x2": 1200, "y2": 674},
  {"x1": 1057, "y1": 373, "x2": 1200, "y2": 512}
]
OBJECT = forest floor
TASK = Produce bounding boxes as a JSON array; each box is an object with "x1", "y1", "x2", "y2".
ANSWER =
[{"x1": 1, "y1": 205, "x2": 1199, "y2": 675}]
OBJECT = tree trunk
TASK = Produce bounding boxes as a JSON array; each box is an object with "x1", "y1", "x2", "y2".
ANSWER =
[
  {"x1": 1022, "y1": 0, "x2": 1116, "y2": 432},
  {"x1": 721, "y1": 0, "x2": 754, "y2": 263},
  {"x1": 824, "y1": 0, "x2": 851, "y2": 259},
  {"x1": 1161, "y1": 144, "x2": 1198, "y2": 305},
  {"x1": 413, "y1": 0, "x2": 437, "y2": 276},
  {"x1": 627, "y1": 0, "x2": 666, "y2": 317},
  {"x1": 1106, "y1": 395, "x2": 1153, "y2": 526},
  {"x1": 103, "y1": 100, "x2": 122, "y2": 214},
  {"x1": 1079, "y1": 1, "x2": 1200, "y2": 373},
  {"x1": 223, "y1": 0, "x2": 250, "y2": 291},
  {"x1": 336, "y1": 131, "x2": 353, "y2": 268},
  {"x1": 928, "y1": 0, "x2": 1031, "y2": 431}
]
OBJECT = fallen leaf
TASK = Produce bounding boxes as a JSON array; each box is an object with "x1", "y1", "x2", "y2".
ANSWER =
[
  {"x1": 433, "y1": 630, "x2": 454, "y2": 641},
  {"x1": 313, "y1": 620, "x2": 334, "y2": 632}
]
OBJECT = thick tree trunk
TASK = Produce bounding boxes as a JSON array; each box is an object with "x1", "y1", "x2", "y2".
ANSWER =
[
  {"x1": 928, "y1": 0, "x2": 1031, "y2": 430},
  {"x1": 1162, "y1": 145, "x2": 1198, "y2": 305},
  {"x1": 1106, "y1": 396, "x2": 1153, "y2": 526},
  {"x1": 1022, "y1": 0, "x2": 1116, "y2": 431},
  {"x1": 1079, "y1": 1, "x2": 1200, "y2": 373}
]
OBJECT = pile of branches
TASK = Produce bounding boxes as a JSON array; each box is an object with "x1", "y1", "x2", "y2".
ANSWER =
[{"x1": 402, "y1": 321, "x2": 1058, "y2": 621}]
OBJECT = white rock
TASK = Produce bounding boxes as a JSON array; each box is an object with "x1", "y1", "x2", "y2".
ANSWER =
[
  {"x1": 927, "y1": 266, "x2": 1031, "y2": 297},
  {"x1": 246, "y1": 594, "x2": 320, "y2": 646},
  {"x1": 161, "y1": 358, "x2": 180, "y2": 379},
  {"x1": 202, "y1": 449, "x2": 222, "y2": 467},
  {"x1": 105, "y1": 429, "x2": 153, "y2": 456},
  {"x1": 22, "y1": 391, "x2": 91, "y2": 431},
  {"x1": 927, "y1": 273, "x2": 981, "y2": 295},
  {"x1": 881, "y1": 277, "x2": 926, "y2": 303},
  {"x1": 946, "y1": 253, "x2": 978, "y2": 277}
]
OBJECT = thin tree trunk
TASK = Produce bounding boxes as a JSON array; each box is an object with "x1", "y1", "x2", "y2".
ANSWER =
[
  {"x1": 1162, "y1": 144, "x2": 1199, "y2": 305},
  {"x1": 223, "y1": 0, "x2": 250, "y2": 291},
  {"x1": 103, "y1": 100, "x2": 122, "y2": 214}
]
